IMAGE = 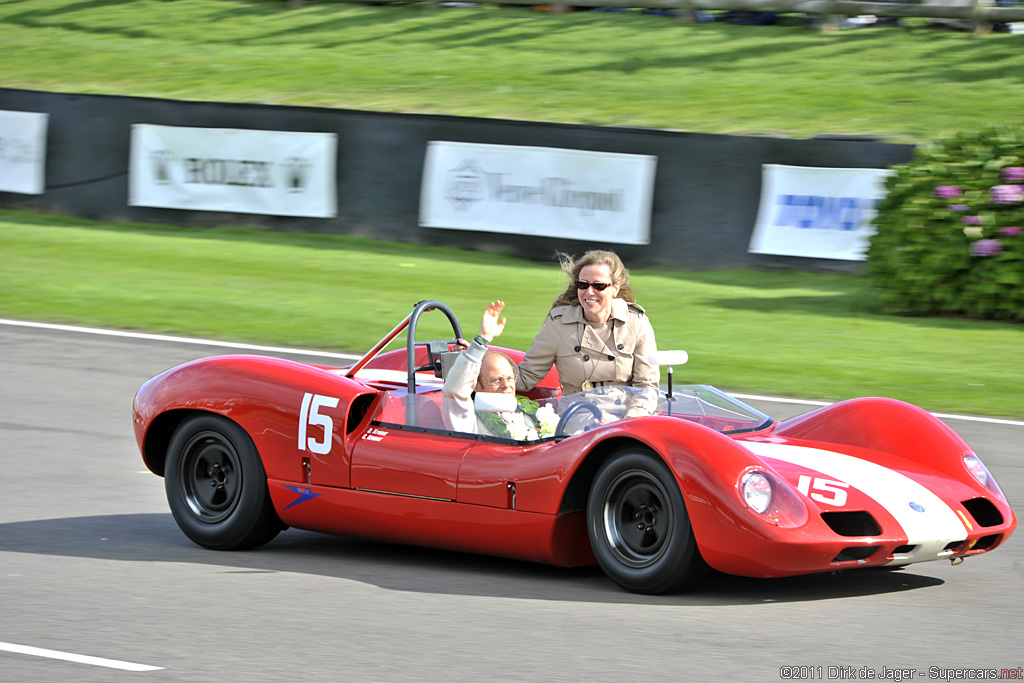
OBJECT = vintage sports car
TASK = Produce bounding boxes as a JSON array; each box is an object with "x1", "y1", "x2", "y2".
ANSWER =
[{"x1": 133, "y1": 301, "x2": 1017, "y2": 594}]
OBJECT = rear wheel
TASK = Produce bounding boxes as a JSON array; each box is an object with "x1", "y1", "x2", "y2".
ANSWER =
[
  {"x1": 165, "y1": 414, "x2": 284, "y2": 550},
  {"x1": 587, "y1": 449, "x2": 707, "y2": 594}
]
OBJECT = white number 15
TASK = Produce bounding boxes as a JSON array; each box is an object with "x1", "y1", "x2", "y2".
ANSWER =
[
  {"x1": 796, "y1": 475, "x2": 849, "y2": 507},
  {"x1": 298, "y1": 392, "x2": 340, "y2": 455}
]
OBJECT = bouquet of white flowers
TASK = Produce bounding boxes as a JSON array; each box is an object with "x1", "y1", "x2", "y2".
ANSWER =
[
  {"x1": 478, "y1": 397, "x2": 558, "y2": 441},
  {"x1": 535, "y1": 404, "x2": 558, "y2": 438}
]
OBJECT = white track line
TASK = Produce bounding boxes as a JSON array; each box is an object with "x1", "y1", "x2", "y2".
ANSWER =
[
  {"x1": 0, "y1": 318, "x2": 360, "y2": 361},
  {"x1": 0, "y1": 641, "x2": 163, "y2": 671},
  {"x1": 927, "y1": 411, "x2": 1024, "y2": 426},
  {"x1": 2, "y1": 318, "x2": 1021, "y2": 427},
  {"x1": 731, "y1": 393, "x2": 1024, "y2": 427}
]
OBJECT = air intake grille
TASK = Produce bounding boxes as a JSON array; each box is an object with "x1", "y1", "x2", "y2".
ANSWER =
[
  {"x1": 961, "y1": 498, "x2": 1004, "y2": 528},
  {"x1": 972, "y1": 534, "x2": 999, "y2": 551},
  {"x1": 833, "y1": 546, "x2": 880, "y2": 562},
  {"x1": 821, "y1": 511, "x2": 882, "y2": 537}
]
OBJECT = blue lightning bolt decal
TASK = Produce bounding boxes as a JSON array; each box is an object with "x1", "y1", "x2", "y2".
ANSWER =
[{"x1": 283, "y1": 485, "x2": 321, "y2": 509}]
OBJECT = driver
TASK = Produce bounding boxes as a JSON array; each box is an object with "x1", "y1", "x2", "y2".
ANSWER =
[{"x1": 441, "y1": 301, "x2": 554, "y2": 440}]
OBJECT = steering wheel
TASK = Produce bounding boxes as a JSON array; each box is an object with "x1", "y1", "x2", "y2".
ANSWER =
[{"x1": 555, "y1": 401, "x2": 602, "y2": 438}]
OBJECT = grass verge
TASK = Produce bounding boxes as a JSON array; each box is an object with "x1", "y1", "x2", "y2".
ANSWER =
[{"x1": 2, "y1": 208, "x2": 1021, "y2": 418}]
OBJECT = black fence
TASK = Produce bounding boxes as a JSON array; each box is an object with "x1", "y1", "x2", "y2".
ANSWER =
[{"x1": 0, "y1": 87, "x2": 914, "y2": 270}]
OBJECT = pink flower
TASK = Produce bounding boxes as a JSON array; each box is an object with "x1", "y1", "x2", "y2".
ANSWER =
[
  {"x1": 1001, "y1": 167, "x2": 1024, "y2": 183},
  {"x1": 962, "y1": 215, "x2": 983, "y2": 225},
  {"x1": 934, "y1": 185, "x2": 963, "y2": 199},
  {"x1": 949, "y1": 204, "x2": 969, "y2": 212},
  {"x1": 990, "y1": 184, "x2": 1024, "y2": 205},
  {"x1": 970, "y1": 239, "x2": 1004, "y2": 257},
  {"x1": 1000, "y1": 226, "x2": 1022, "y2": 237}
]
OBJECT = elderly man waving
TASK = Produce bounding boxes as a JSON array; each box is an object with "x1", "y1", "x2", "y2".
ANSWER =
[{"x1": 441, "y1": 301, "x2": 554, "y2": 440}]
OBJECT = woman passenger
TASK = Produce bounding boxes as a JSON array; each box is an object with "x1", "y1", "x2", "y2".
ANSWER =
[{"x1": 514, "y1": 250, "x2": 659, "y2": 418}]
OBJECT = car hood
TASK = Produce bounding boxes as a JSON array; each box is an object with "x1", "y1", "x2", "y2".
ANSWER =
[{"x1": 740, "y1": 439, "x2": 973, "y2": 549}]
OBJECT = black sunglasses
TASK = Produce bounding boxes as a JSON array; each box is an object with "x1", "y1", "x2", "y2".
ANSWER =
[{"x1": 575, "y1": 280, "x2": 614, "y2": 292}]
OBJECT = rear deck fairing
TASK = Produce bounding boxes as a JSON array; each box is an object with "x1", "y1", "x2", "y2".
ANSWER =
[{"x1": 133, "y1": 354, "x2": 378, "y2": 483}]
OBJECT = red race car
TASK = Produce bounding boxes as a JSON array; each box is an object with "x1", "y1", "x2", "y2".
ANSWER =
[{"x1": 133, "y1": 300, "x2": 1017, "y2": 594}]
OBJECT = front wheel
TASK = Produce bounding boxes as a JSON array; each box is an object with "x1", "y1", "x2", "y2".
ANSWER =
[
  {"x1": 165, "y1": 414, "x2": 285, "y2": 550},
  {"x1": 587, "y1": 449, "x2": 707, "y2": 594}
]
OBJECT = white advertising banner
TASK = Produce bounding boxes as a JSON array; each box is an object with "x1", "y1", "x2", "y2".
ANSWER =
[
  {"x1": 0, "y1": 110, "x2": 48, "y2": 195},
  {"x1": 420, "y1": 141, "x2": 656, "y2": 245},
  {"x1": 129, "y1": 124, "x2": 337, "y2": 218},
  {"x1": 748, "y1": 164, "x2": 895, "y2": 261}
]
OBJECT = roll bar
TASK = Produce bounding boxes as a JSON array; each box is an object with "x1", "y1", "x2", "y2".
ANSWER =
[{"x1": 344, "y1": 300, "x2": 463, "y2": 426}]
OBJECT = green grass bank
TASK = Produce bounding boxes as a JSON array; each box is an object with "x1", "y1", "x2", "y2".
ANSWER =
[{"x1": 2, "y1": 0, "x2": 1023, "y2": 144}]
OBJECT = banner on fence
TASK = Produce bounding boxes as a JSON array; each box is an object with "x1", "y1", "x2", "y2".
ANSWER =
[
  {"x1": 0, "y1": 110, "x2": 48, "y2": 195},
  {"x1": 748, "y1": 164, "x2": 895, "y2": 261},
  {"x1": 419, "y1": 141, "x2": 656, "y2": 245},
  {"x1": 129, "y1": 124, "x2": 337, "y2": 217}
]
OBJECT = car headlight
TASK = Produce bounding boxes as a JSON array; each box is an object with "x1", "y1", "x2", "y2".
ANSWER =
[
  {"x1": 963, "y1": 454, "x2": 988, "y2": 488},
  {"x1": 962, "y1": 452, "x2": 1007, "y2": 502},
  {"x1": 742, "y1": 471, "x2": 772, "y2": 514},
  {"x1": 736, "y1": 468, "x2": 808, "y2": 528}
]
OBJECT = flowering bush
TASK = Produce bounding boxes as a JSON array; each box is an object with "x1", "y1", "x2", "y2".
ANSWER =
[{"x1": 867, "y1": 126, "x2": 1024, "y2": 321}]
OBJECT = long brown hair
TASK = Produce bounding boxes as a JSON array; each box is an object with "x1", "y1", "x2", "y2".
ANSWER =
[{"x1": 550, "y1": 250, "x2": 636, "y2": 309}]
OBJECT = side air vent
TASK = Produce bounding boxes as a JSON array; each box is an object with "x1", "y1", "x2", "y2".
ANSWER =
[
  {"x1": 892, "y1": 545, "x2": 916, "y2": 554},
  {"x1": 821, "y1": 511, "x2": 882, "y2": 537},
  {"x1": 347, "y1": 394, "x2": 377, "y2": 434},
  {"x1": 961, "y1": 498, "x2": 1004, "y2": 528},
  {"x1": 833, "y1": 546, "x2": 880, "y2": 562}
]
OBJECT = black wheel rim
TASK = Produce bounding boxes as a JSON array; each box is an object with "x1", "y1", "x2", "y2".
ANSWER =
[
  {"x1": 601, "y1": 469, "x2": 674, "y2": 569},
  {"x1": 177, "y1": 430, "x2": 243, "y2": 523}
]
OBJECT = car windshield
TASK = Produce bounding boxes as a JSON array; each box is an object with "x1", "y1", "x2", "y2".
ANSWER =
[
  {"x1": 552, "y1": 384, "x2": 773, "y2": 436},
  {"x1": 650, "y1": 385, "x2": 774, "y2": 434},
  {"x1": 373, "y1": 382, "x2": 773, "y2": 440}
]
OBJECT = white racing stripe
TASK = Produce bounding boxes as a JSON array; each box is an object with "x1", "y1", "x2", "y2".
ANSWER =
[
  {"x1": 742, "y1": 441, "x2": 969, "y2": 562},
  {"x1": 0, "y1": 641, "x2": 163, "y2": 671}
]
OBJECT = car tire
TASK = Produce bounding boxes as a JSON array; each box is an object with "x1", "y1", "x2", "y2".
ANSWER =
[
  {"x1": 165, "y1": 414, "x2": 284, "y2": 550},
  {"x1": 587, "y1": 448, "x2": 708, "y2": 594}
]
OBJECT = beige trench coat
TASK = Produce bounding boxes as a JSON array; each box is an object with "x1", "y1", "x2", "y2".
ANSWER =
[{"x1": 515, "y1": 299, "x2": 659, "y2": 417}]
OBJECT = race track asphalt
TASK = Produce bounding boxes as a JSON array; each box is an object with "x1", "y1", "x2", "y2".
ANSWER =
[{"x1": 1, "y1": 322, "x2": 1021, "y2": 682}]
